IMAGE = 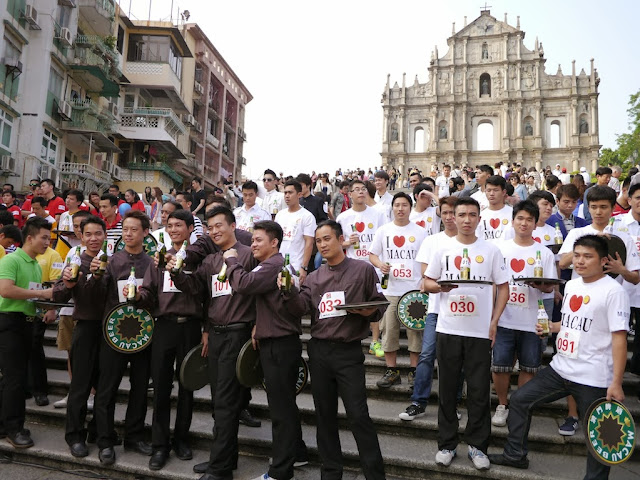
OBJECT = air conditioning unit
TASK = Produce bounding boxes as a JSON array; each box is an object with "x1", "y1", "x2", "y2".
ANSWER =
[
  {"x1": 60, "y1": 28, "x2": 73, "y2": 47},
  {"x1": 0, "y1": 155, "x2": 16, "y2": 172},
  {"x1": 3, "y1": 58, "x2": 23, "y2": 73},
  {"x1": 194, "y1": 82, "x2": 204, "y2": 95},
  {"x1": 108, "y1": 102, "x2": 118, "y2": 116},
  {"x1": 59, "y1": 100, "x2": 73, "y2": 120},
  {"x1": 182, "y1": 114, "x2": 195, "y2": 126},
  {"x1": 194, "y1": 122, "x2": 203, "y2": 133},
  {"x1": 24, "y1": 5, "x2": 39, "y2": 28}
]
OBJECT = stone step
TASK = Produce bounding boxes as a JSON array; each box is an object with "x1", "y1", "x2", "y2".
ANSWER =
[{"x1": 19, "y1": 396, "x2": 640, "y2": 480}]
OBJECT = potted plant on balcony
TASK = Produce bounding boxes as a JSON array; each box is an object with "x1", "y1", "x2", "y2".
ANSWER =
[{"x1": 104, "y1": 35, "x2": 117, "y2": 51}]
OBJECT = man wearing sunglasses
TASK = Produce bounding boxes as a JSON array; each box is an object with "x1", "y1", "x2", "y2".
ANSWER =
[{"x1": 260, "y1": 169, "x2": 285, "y2": 218}]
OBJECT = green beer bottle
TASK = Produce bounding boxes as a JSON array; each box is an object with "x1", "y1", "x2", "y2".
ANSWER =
[{"x1": 281, "y1": 253, "x2": 292, "y2": 292}]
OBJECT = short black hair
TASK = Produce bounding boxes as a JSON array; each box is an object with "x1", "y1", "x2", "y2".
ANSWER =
[
  {"x1": 32, "y1": 196, "x2": 47, "y2": 208},
  {"x1": 595, "y1": 167, "x2": 612, "y2": 176},
  {"x1": 168, "y1": 209, "x2": 195, "y2": 228},
  {"x1": 80, "y1": 215, "x2": 106, "y2": 234},
  {"x1": 66, "y1": 189, "x2": 84, "y2": 203},
  {"x1": 177, "y1": 191, "x2": 194, "y2": 204},
  {"x1": 296, "y1": 174, "x2": 312, "y2": 187},
  {"x1": 392, "y1": 192, "x2": 413, "y2": 208},
  {"x1": 0, "y1": 225, "x2": 22, "y2": 244},
  {"x1": 477, "y1": 164, "x2": 494, "y2": 176},
  {"x1": 486, "y1": 175, "x2": 507, "y2": 190},
  {"x1": 109, "y1": 184, "x2": 120, "y2": 192},
  {"x1": 208, "y1": 195, "x2": 231, "y2": 209},
  {"x1": 123, "y1": 209, "x2": 151, "y2": 231},
  {"x1": 192, "y1": 177, "x2": 202, "y2": 184},
  {"x1": 422, "y1": 177, "x2": 436, "y2": 188},
  {"x1": 72, "y1": 210, "x2": 93, "y2": 222},
  {"x1": 527, "y1": 190, "x2": 556, "y2": 207},
  {"x1": 409, "y1": 171, "x2": 422, "y2": 180},
  {"x1": 574, "y1": 234, "x2": 608, "y2": 259},
  {"x1": 454, "y1": 196, "x2": 480, "y2": 213},
  {"x1": 339, "y1": 180, "x2": 350, "y2": 189},
  {"x1": 100, "y1": 194, "x2": 119, "y2": 207},
  {"x1": 263, "y1": 169, "x2": 277, "y2": 179},
  {"x1": 3, "y1": 183, "x2": 14, "y2": 190},
  {"x1": 413, "y1": 183, "x2": 433, "y2": 199},
  {"x1": 242, "y1": 181, "x2": 259, "y2": 193},
  {"x1": 0, "y1": 210, "x2": 13, "y2": 227},
  {"x1": 586, "y1": 185, "x2": 616, "y2": 207},
  {"x1": 2, "y1": 190, "x2": 16, "y2": 199},
  {"x1": 556, "y1": 184, "x2": 580, "y2": 201},
  {"x1": 253, "y1": 220, "x2": 283, "y2": 248},
  {"x1": 628, "y1": 182, "x2": 640, "y2": 198},
  {"x1": 164, "y1": 200, "x2": 183, "y2": 212},
  {"x1": 284, "y1": 180, "x2": 302, "y2": 193},
  {"x1": 316, "y1": 219, "x2": 343, "y2": 239},
  {"x1": 22, "y1": 216, "x2": 52, "y2": 240},
  {"x1": 206, "y1": 205, "x2": 236, "y2": 225},
  {"x1": 545, "y1": 175, "x2": 560, "y2": 191},
  {"x1": 374, "y1": 170, "x2": 390, "y2": 182},
  {"x1": 512, "y1": 200, "x2": 540, "y2": 223},
  {"x1": 40, "y1": 178, "x2": 55, "y2": 188}
]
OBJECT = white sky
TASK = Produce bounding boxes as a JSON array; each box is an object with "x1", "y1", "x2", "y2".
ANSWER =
[{"x1": 120, "y1": 0, "x2": 640, "y2": 178}]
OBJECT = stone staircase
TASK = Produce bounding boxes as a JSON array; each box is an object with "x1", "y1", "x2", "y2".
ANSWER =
[{"x1": 2, "y1": 319, "x2": 640, "y2": 480}]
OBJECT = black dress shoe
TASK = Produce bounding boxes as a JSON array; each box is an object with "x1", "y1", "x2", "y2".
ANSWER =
[
  {"x1": 193, "y1": 461, "x2": 209, "y2": 474},
  {"x1": 34, "y1": 395, "x2": 49, "y2": 407},
  {"x1": 488, "y1": 453, "x2": 529, "y2": 469},
  {"x1": 6, "y1": 430, "x2": 34, "y2": 449},
  {"x1": 70, "y1": 442, "x2": 88, "y2": 458},
  {"x1": 99, "y1": 447, "x2": 115, "y2": 465},
  {"x1": 149, "y1": 450, "x2": 169, "y2": 470},
  {"x1": 173, "y1": 441, "x2": 193, "y2": 460},
  {"x1": 239, "y1": 409, "x2": 261, "y2": 427},
  {"x1": 124, "y1": 439, "x2": 153, "y2": 456}
]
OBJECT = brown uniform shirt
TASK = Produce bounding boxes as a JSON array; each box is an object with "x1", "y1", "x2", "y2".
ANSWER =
[{"x1": 185, "y1": 229, "x2": 252, "y2": 266}]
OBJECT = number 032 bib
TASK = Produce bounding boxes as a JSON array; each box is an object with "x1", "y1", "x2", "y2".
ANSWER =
[{"x1": 318, "y1": 291, "x2": 346, "y2": 319}]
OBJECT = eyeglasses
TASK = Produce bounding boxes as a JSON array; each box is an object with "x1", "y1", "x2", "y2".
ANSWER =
[
  {"x1": 263, "y1": 178, "x2": 274, "y2": 182},
  {"x1": 29, "y1": 183, "x2": 39, "y2": 187}
]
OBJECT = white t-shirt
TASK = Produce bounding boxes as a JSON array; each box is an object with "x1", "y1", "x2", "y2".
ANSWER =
[
  {"x1": 471, "y1": 190, "x2": 489, "y2": 211},
  {"x1": 559, "y1": 224, "x2": 640, "y2": 280},
  {"x1": 233, "y1": 204, "x2": 271, "y2": 232},
  {"x1": 375, "y1": 191, "x2": 393, "y2": 206},
  {"x1": 416, "y1": 231, "x2": 455, "y2": 314},
  {"x1": 369, "y1": 221, "x2": 426, "y2": 296},
  {"x1": 550, "y1": 275, "x2": 629, "y2": 388},
  {"x1": 477, "y1": 205, "x2": 513, "y2": 243},
  {"x1": 410, "y1": 207, "x2": 441, "y2": 236},
  {"x1": 435, "y1": 175, "x2": 450, "y2": 198},
  {"x1": 497, "y1": 240, "x2": 557, "y2": 332},
  {"x1": 275, "y1": 207, "x2": 316, "y2": 271},
  {"x1": 426, "y1": 237, "x2": 509, "y2": 339},
  {"x1": 336, "y1": 206, "x2": 388, "y2": 262},
  {"x1": 612, "y1": 213, "x2": 640, "y2": 307},
  {"x1": 260, "y1": 189, "x2": 285, "y2": 215}
]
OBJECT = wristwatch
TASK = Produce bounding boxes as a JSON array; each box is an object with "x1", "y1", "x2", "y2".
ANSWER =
[{"x1": 300, "y1": 266, "x2": 308, "y2": 272}]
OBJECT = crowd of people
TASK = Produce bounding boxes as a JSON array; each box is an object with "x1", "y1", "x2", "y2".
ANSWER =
[{"x1": 0, "y1": 161, "x2": 636, "y2": 480}]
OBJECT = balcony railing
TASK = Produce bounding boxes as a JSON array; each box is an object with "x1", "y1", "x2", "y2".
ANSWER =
[
  {"x1": 70, "y1": 97, "x2": 100, "y2": 114},
  {"x1": 120, "y1": 107, "x2": 187, "y2": 141},
  {"x1": 73, "y1": 46, "x2": 122, "y2": 82},
  {"x1": 60, "y1": 162, "x2": 112, "y2": 183},
  {"x1": 126, "y1": 162, "x2": 183, "y2": 184},
  {"x1": 78, "y1": 0, "x2": 116, "y2": 16},
  {"x1": 206, "y1": 132, "x2": 220, "y2": 149},
  {"x1": 63, "y1": 109, "x2": 114, "y2": 133}
]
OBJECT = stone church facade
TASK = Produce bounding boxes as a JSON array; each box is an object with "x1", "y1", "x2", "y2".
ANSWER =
[{"x1": 381, "y1": 10, "x2": 600, "y2": 176}]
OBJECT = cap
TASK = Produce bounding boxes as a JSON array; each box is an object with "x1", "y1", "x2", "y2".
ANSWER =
[
  {"x1": 580, "y1": 167, "x2": 587, "y2": 172},
  {"x1": 556, "y1": 163, "x2": 561, "y2": 167},
  {"x1": 562, "y1": 167, "x2": 567, "y2": 173}
]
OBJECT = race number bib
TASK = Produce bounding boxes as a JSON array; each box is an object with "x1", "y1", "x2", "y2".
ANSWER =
[
  {"x1": 447, "y1": 294, "x2": 477, "y2": 317},
  {"x1": 116, "y1": 278, "x2": 143, "y2": 303},
  {"x1": 318, "y1": 291, "x2": 347, "y2": 319},
  {"x1": 163, "y1": 271, "x2": 181, "y2": 293},
  {"x1": 282, "y1": 224, "x2": 298, "y2": 241},
  {"x1": 507, "y1": 285, "x2": 529, "y2": 307},
  {"x1": 390, "y1": 263, "x2": 413, "y2": 280},
  {"x1": 354, "y1": 247, "x2": 369, "y2": 258},
  {"x1": 106, "y1": 239, "x2": 116, "y2": 257},
  {"x1": 556, "y1": 329, "x2": 580, "y2": 359},
  {"x1": 28, "y1": 282, "x2": 43, "y2": 300},
  {"x1": 211, "y1": 277, "x2": 232, "y2": 297}
]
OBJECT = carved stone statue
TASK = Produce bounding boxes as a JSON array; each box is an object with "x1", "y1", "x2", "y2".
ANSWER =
[
  {"x1": 439, "y1": 125, "x2": 448, "y2": 140},
  {"x1": 524, "y1": 122, "x2": 533, "y2": 136},
  {"x1": 482, "y1": 43, "x2": 489, "y2": 60},
  {"x1": 481, "y1": 78, "x2": 490, "y2": 95},
  {"x1": 579, "y1": 119, "x2": 588, "y2": 134},
  {"x1": 391, "y1": 123, "x2": 399, "y2": 141}
]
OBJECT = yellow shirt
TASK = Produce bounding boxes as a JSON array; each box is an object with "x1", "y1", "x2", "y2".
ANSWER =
[
  {"x1": 36, "y1": 247, "x2": 63, "y2": 282},
  {"x1": 0, "y1": 244, "x2": 5, "y2": 260}
]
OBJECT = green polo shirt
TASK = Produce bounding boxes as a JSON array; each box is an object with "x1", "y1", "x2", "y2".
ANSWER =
[{"x1": 0, "y1": 248, "x2": 42, "y2": 316}]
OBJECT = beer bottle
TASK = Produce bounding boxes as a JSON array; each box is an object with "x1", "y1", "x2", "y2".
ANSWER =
[
  {"x1": 96, "y1": 240, "x2": 108, "y2": 277},
  {"x1": 381, "y1": 262, "x2": 390, "y2": 289},
  {"x1": 217, "y1": 262, "x2": 228, "y2": 282},
  {"x1": 460, "y1": 248, "x2": 471, "y2": 280},
  {"x1": 533, "y1": 250, "x2": 544, "y2": 278},
  {"x1": 248, "y1": 216, "x2": 254, "y2": 234},
  {"x1": 604, "y1": 217, "x2": 615, "y2": 235},
  {"x1": 172, "y1": 240, "x2": 188, "y2": 275},
  {"x1": 280, "y1": 253, "x2": 292, "y2": 292},
  {"x1": 70, "y1": 246, "x2": 82, "y2": 282},
  {"x1": 351, "y1": 225, "x2": 360, "y2": 250},
  {"x1": 537, "y1": 299, "x2": 549, "y2": 337},
  {"x1": 126, "y1": 266, "x2": 137, "y2": 303},
  {"x1": 157, "y1": 232, "x2": 167, "y2": 269},
  {"x1": 554, "y1": 222, "x2": 563, "y2": 245}
]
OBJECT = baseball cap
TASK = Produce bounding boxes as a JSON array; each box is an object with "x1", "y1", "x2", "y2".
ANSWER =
[
  {"x1": 562, "y1": 167, "x2": 567, "y2": 173},
  {"x1": 580, "y1": 167, "x2": 587, "y2": 172}
]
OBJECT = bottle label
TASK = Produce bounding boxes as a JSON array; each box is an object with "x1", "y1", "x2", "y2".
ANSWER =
[{"x1": 117, "y1": 278, "x2": 143, "y2": 303}]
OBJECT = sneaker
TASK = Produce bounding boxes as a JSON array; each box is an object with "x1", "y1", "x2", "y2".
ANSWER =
[
  {"x1": 408, "y1": 370, "x2": 415, "y2": 386},
  {"x1": 435, "y1": 448, "x2": 456, "y2": 466},
  {"x1": 456, "y1": 409, "x2": 462, "y2": 420},
  {"x1": 369, "y1": 341, "x2": 384, "y2": 358},
  {"x1": 468, "y1": 446, "x2": 490, "y2": 470},
  {"x1": 629, "y1": 328, "x2": 636, "y2": 337},
  {"x1": 558, "y1": 416, "x2": 578, "y2": 436},
  {"x1": 54, "y1": 395, "x2": 68, "y2": 409},
  {"x1": 399, "y1": 403, "x2": 426, "y2": 421},
  {"x1": 87, "y1": 394, "x2": 94, "y2": 412},
  {"x1": 376, "y1": 368, "x2": 401, "y2": 388},
  {"x1": 491, "y1": 404, "x2": 509, "y2": 427}
]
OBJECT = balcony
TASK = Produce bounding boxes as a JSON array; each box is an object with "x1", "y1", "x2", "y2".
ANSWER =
[
  {"x1": 123, "y1": 62, "x2": 186, "y2": 111},
  {"x1": 126, "y1": 162, "x2": 183, "y2": 184},
  {"x1": 71, "y1": 46, "x2": 121, "y2": 97},
  {"x1": 206, "y1": 132, "x2": 220, "y2": 149},
  {"x1": 62, "y1": 109, "x2": 114, "y2": 134},
  {"x1": 60, "y1": 162, "x2": 112, "y2": 184},
  {"x1": 70, "y1": 97, "x2": 100, "y2": 115},
  {"x1": 120, "y1": 106, "x2": 186, "y2": 141},
  {"x1": 77, "y1": 0, "x2": 115, "y2": 36}
]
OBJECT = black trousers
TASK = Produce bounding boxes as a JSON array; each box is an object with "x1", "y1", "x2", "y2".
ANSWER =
[
  {"x1": 65, "y1": 320, "x2": 100, "y2": 445},
  {"x1": 0, "y1": 313, "x2": 32, "y2": 435},
  {"x1": 261, "y1": 335, "x2": 305, "y2": 480},
  {"x1": 28, "y1": 315, "x2": 48, "y2": 396},
  {"x1": 151, "y1": 317, "x2": 201, "y2": 452},
  {"x1": 206, "y1": 326, "x2": 251, "y2": 479},
  {"x1": 307, "y1": 338, "x2": 385, "y2": 480},
  {"x1": 436, "y1": 333, "x2": 492, "y2": 453},
  {"x1": 630, "y1": 308, "x2": 640, "y2": 376},
  {"x1": 94, "y1": 338, "x2": 151, "y2": 449}
]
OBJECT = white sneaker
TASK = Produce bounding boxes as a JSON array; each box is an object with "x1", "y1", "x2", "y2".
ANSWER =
[
  {"x1": 468, "y1": 446, "x2": 490, "y2": 470},
  {"x1": 491, "y1": 404, "x2": 509, "y2": 427},
  {"x1": 253, "y1": 475, "x2": 294, "y2": 480},
  {"x1": 435, "y1": 448, "x2": 456, "y2": 466},
  {"x1": 456, "y1": 409, "x2": 462, "y2": 420},
  {"x1": 54, "y1": 395, "x2": 68, "y2": 409},
  {"x1": 87, "y1": 394, "x2": 94, "y2": 412}
]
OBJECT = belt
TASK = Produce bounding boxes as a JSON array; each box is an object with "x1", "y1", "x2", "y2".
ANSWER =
[
  {"x1": 0, "y1": 312, "x2": 35, "y2": 323},
  {"x1": 159, "y1": 315, "x2": 191, "y2": 324},
  {"x1": 211, "y1": 322, "x2": 252, "y2": 333},
  {"x1": 25, "y1": 316, "x2": 35, "y2": 323}
]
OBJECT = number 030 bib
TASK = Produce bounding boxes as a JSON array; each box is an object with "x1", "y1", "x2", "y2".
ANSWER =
[
  {"x1": 447, "y1": 294, "x2": 477, "y2": 316},
  {"x1": 318, "y1": 291, "x2": 346, "y2": 319}
]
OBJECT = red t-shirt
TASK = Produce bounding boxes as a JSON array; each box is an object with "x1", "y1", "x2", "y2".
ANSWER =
[
  {"x1": 129, "y1": 200, "x2": 146, "y2": 212},
  {"x1": 612, "y1": 202, "x2": 630, "y2": 216},
  {"x1": 78, "y1": 203, "x2": 90, "y2": 212},
  {"x1": 7, "y1": 205, "x2": 22, "y2": 226},
  {"x1": 46, "y1": 196, "x2": 67, "y2": 216}
]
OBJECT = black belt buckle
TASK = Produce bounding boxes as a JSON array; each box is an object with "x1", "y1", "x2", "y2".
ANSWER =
[
  {"x1": 25, "y1": 316, "x2": 35, "y2": 323},
  {"x1": 176, "y1": 316, "x2": 188, "y2": 324}
]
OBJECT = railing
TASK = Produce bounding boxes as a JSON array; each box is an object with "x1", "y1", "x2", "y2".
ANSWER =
[
  {"x1": 121, "y1": 107, "x2": 187, "y2": 137},
  {"x1": 70, "y1": 97, "x2": 99, "y2": 114},
  {"x1": 206, "y1": 132, "x2": 220, "y2": 148},
  {"x1": 78, "y1": 0, "x2": 116, "y2": 17},
  {"x1": 73, "y1": 46, "x2": 122, "y2": 82},
  {"x1": 60, "y1": 162, "x2": 112, "y2": 183},
  {"x1": 63, "y1": 109, "x2": 113, "y2": 133},
  {"x1": 126, "y1": 162, "x2": 183, "y2": 184}
]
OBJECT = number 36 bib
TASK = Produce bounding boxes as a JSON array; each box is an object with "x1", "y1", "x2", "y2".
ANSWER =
[{"x1": 318, "y1": 291, "x2": 346, "y2": 319}]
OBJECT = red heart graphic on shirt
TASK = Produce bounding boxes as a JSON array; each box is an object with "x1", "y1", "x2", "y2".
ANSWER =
[
  {"x1": 533, "y1": 237, "x2": 541, "y2": 243},
  {"x1": 510, "y1": 258, "x2": 525, "y2": 273},
  {"x1": 416, "y1": 220, "x2": 426, "y2": 228},
  {"x1": 454, "y1": 256, "x2": 462, "y2": 270},
  {"x1": 490, "y1": 218, "x2": 501, "y2": 229},
  {"x1": 355, "y1": 222, "x2": 365, "y2": 232},
  {"x1": 393, "y1": 236, "x2": 405, "y2": 248},
  {"x1": 569, "y1": 295, "x2": 583, "y2": 312}
]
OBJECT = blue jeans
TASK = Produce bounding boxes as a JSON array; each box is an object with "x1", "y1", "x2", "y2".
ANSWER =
[
  {"x1": 503, "y1": 366, "x2": 609, "y2": 480},
  {"x1": 410, "y1": 313, "x2": 437, "y2": 406}
]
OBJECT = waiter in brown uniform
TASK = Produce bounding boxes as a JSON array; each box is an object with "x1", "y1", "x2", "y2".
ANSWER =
[
  {"x1": 53, "y1": 215, "x2": 107, "y2": 457},
  {"x1": 170, "y1": 206, "x2": 257, "y2": 480},
  {"x1": 224, "y1": 220, "x2": 307, "y2": 480},
  {"x1": 136, "y1": 209, "x2": 201, "y2": 470},
  {"x1": 85, "y1": 210, "x2": 154, "y2": 465},
  {"x1": 283, "y1": 220, "x2": 387, "y2": 480}
]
